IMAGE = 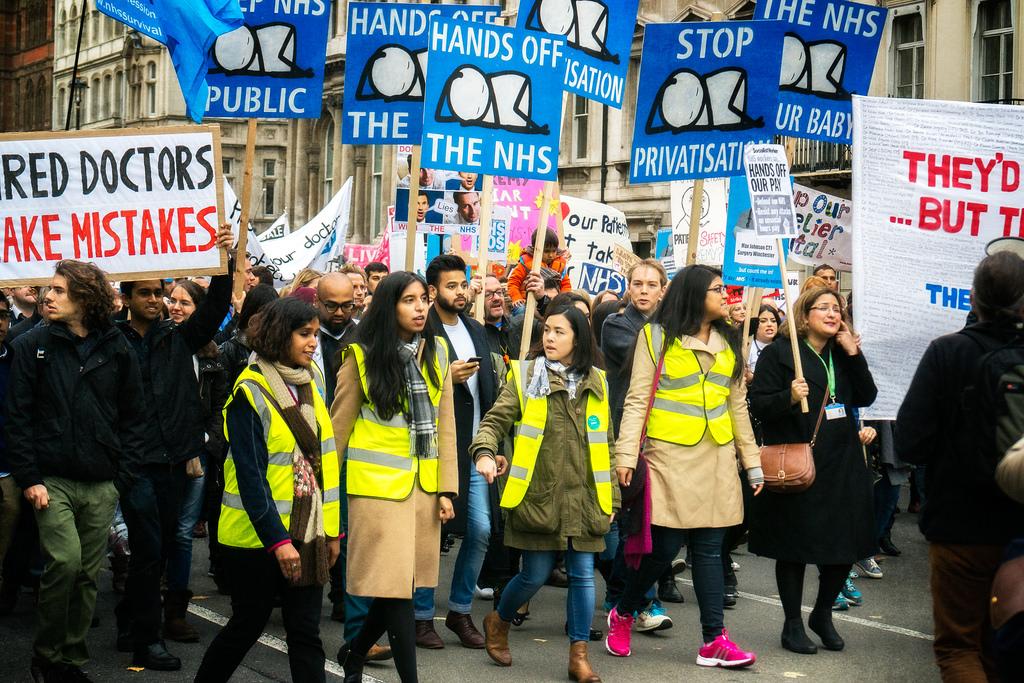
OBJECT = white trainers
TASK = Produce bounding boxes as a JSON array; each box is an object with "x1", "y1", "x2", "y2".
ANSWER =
[
  {"x1": 634, "y1": 602, "x2": 673, "y2": 633},
  {"x1": 473, "y1": 585, "x2": 495, "y2": 600}
]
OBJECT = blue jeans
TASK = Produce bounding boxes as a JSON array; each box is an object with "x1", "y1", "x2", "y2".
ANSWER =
[
  {"x1": 497, "y1": 543, "x2": 595, "y2": 643},
  {"x1": 602, "y1": 522, "x2": 657, "y2": 607},
  {"x1": 619, "y1": 526, "x2": 727, "y2": 643},
  {"x1": 167, "y1": 473, "x2": 205, "y2": 592},
  {"x1": 337, "y1": 458, "x2": 372, "y2": 642},
  {"x1": 415, "y1": 466, "x2": 491, "y2": 619}
]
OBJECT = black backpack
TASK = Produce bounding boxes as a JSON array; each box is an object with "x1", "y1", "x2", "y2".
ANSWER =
[{"x1": 962, "y1": 328, "x2": 1024, "y2": 474}]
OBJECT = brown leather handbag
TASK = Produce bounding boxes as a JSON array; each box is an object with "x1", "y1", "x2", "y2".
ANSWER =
[{"x1": 759, "y1": 392, "x2": 829, "y2": 493}]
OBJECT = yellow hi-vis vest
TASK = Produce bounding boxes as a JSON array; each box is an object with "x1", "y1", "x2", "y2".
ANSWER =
[
  {"x1": 643, "y1": 323, "x2": 736, "y2": 447},
  {"x1": 219, "y1": 365, "x2": 340, "y2": 549},
  {"x1": 499, "y1": 361, "x2": 614, "y2": 515},
  {"x1": 345, "y1": 339, "x2": 450, "y2": 500}
]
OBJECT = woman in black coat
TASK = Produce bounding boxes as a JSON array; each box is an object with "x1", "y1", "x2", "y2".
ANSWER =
[{"x1": 747, "y1": 286, "x2": 877, "y2": 656}]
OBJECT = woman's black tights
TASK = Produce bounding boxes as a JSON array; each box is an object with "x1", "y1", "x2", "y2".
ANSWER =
[
  {"x1": 775, "y1": 560, "x2": 853, "y2": 619},
  {"x1": 350, "y1": 597, "x2": 417, "y2": 683}
]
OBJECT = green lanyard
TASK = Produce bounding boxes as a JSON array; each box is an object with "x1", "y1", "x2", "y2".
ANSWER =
[{"x1": 805, "y1": 341, "x2": 837, "y2": 402}]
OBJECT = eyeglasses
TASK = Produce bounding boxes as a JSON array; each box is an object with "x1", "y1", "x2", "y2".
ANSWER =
[
  {"x1": 321, "y1": 300, "x2": 356, "y2": 313},
  {"x1": 707, "y1": 285, "x2": 726, "y2": 294},
  {"x1": 484, "y1": 289, "x2": 503, "y2": 299},
  {"x1": 809, "y1": 304, "x2": 843, "y2": 314}
]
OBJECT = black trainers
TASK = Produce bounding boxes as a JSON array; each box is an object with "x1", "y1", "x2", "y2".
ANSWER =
[{"x1": 132, "y1": 641, "x2": 182, "y2": 671}]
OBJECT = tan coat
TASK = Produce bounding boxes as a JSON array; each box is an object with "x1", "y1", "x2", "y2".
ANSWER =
[
  {"x1": 330, "y1": 342, "x2": 458, "y2": 599},
  {"x1": 616, "y1": 327, "x2": 760, "y2": 529}
]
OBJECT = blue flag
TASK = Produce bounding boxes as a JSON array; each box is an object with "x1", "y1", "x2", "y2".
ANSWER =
[{"x1": 151, "y1": 0, "x2": 243, "y2": 123}]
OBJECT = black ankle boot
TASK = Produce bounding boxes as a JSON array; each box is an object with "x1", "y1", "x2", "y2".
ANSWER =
[
  {"x1": 337, "y1": 643, "x2": 365, "y2": 683},
  {"x1": 808, "y1": 610, "x2": 845, "y2": 651},
  {"x1": 781, "y1": 617, "x2": 817, "y2": 654}
]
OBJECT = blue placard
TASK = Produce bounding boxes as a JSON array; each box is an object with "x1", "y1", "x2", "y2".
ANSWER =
[
  {"x1": 723, "y1": 178, "x2": 789, "y2": 288},
  {"x1": 204, "y1": 0, "x2": 331, "y2": 118},
  {"x1": 421, "y1": 18, "x2": 566, "y2": 181},
  {"x1": 630, "y1": 21, "x2": 786, "y2": 184},
  {"x1": 342, "y1": 3, "x2": 501, "y2": 145},
  {"x1": 755, "y1": 0, "x2": 887, "y2": 144},
  {"x1": 96, "y1": 0, "x2": 166, "y2": 43},
  {"x1": 515, "y1": 0, "x2": 639, "y2": 108}
]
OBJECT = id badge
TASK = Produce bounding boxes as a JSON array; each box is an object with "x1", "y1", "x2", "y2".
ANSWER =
[{"x1": 825, "y1": 403, "x2": 847, "y2": 420}]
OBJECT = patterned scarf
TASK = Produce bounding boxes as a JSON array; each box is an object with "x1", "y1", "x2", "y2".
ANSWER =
[
  {"x1": 398, "y1": 337, "x2": 438, "y2": 460},
  {"x1": 526, "y1": 359, "x2": 583, "y2": 400}
]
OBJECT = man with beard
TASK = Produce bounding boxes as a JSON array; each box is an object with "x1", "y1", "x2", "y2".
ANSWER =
[
  {"x1": 5, "y1": 286, "x2": 39, "y2": 324},
  {"x1": 415, "y1": 255, "x2": 503, "y2": 649}
]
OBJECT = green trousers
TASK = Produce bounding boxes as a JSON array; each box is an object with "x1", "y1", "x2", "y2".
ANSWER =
[{"x1": 34, "y1": 476, "x2": 118, "y2": 667}]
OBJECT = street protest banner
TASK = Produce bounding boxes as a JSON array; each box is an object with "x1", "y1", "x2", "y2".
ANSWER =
[
  {"x1": 205, "y1": 0, "x2": 331, "y2": 118},
  {"x1": 493, "y1": 176, "x2": 559, "y2": 263},
  {"x1": 97, "y1": 0, "x2": 166, "y2": 43},
  {"x1": 0, "y1": 126, "x2": 225, "y2": 286},
  {"x1": 790, "y1": 183, "x2": 852, "y2": 269},
  {"x1": 342, "y1": 3, "x2": 501, "y2": 144},
  {"x1": 630, "y1": 21, "x2": 785, "y2": 183},
  {"x1": 756, "y1": 0, "x2": 888, "y2": 145},
  {"x1": 852, "y1": 96, "x2": 1024, "y2": 419},
  {"x1": 343, "y1": 241, "x2": 381, "y2": 267},
  {"x1": 257, "y1": 213, "x2": 289, "y2": 242},
  {"x1": 561, "y1": 195, "x2": 630, "y2": 295},
  {"x1": 421, "y1": 18, "x2": 566, "y2": 181},
  {"x1": 723, "y1": 177, "x2": 790, "y2": 288},
  {"x1": 744, "y1": 143, "x2": 799, "y2": 238},
  {"x1": 239, "y1": 178, "x2": 352, "y2": 287},
  {"x1": 655, "y1": 227, "x2": 677, "y2": 279},
  {"x1": 515, "y1": 0, "x2": 639, "y2": 108},
  {"x1": 671, "y1": 178, "x2": 729, "y2": 267},
  {"x1": 393, "y1": 146, "x2": 484, "y2": 237}
]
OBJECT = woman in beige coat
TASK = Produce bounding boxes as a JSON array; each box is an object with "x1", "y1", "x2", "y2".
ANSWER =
[
  {"x1": 330, "y1": 273, "x2": 458, "y2": 683},
  {"x1": 605, "y1": 265, "x2": 763, "y2": 669}
]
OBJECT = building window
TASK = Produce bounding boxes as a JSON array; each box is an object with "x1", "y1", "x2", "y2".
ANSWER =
[
  {"x1": 263, "y1": 159, "x2": 277, "y2": 216},
  {"x1": 115, "y1": 70, "x2": 124, "y2": 118},
  {"x1": 892, "y1": 10, "x2": 924, "y2": 98},
  {"x1": 58, "y1": 10, "x2": 67, "y2": 53},
  {"x1": 28, "y1": 0, "x2": 47, "y2": 46},
  {"x1": 572, "y1": 95, "x2": 588, "y2": 160},
  {"x1": 977, "y1": 0, "x2": 1013, "y2": 102},
  {"x1": 24, "y1": 80, "x2": 35, "y2": 130},
  {"x1": 36, "y1": 76, "x2": 46, "y2": 127},
  {"x1": 91, "y1": 77, "x2": 101, "y2": 122},
  {"x1": 57, "y1": 87, "x2": 67, "y2": 127},
  {"x1": 371, "y1": 144, "x2": 383, "y2": 236},
  {"x1": 146, "y1": 62, "x2": 157, "y2": 116},
  {"x1": 263, "y1": 159, "x2": 276, "y2": 177},
  {"x1": 103, "y1": 75, "x2": 113, "y2": 119},
  {"x1": 323, "y1": 119, "x2": 335, "y2": 198}
]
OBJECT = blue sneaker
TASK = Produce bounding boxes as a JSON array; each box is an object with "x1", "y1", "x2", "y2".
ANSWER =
[
  {"x1": 841, "y1": 577, "x2": 863, "y2": 606},
  {"x1": 832, "y1": 593, "x2": 849, "y2": 611},
  {"x1": 601, "y1": 599, "x2": 614, "y2": 614},
  {"x1": 635, "y1": 600, "x2": 673, "y2": 632}
]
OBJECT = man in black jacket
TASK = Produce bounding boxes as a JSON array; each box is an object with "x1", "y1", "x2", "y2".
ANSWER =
[
  {"x1": 7, "y1": 260, "x2": 147, "y2": 683},
  {"x1": 414, "y1": 255, "x2": 503, "y2": 650},
  {"x1": 314, "y1": 273, "x2": 357, "y2": 405},
  {"x1": 113, "y1": 229, "x2": 233, "y2": 671},
  {"x1": 897, "y1": 251, "x2": 1024, "y2": 681}
]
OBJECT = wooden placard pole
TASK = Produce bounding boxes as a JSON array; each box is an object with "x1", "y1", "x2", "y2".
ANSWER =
[
  {"x1": 741, "y1": 286, "x2": 762, "y2": 359},
  {"x1": 686, "y1": 178, "x2": 704, "y2": 266},
  {"x1": 404, "y1": 146, "x2": 423, "y2": 272},
  {"x1": 553, "y1": 181, "x2": 566, "y2": 250},
  {"x1": 518, "y1": 180, "x2": 556, "y2": 361},
  {"x1": 781, "y1": 136, "x2": 807, "y2": 412},
  {"x1": 475, "y1": 175, "x2": 495, "y2": 323},
  {"x1": 232, "y1": 119, "x2": 258, "y2": 299}
]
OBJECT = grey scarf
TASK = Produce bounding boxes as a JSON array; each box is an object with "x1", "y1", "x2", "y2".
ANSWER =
[
  {"x1": 398, "y1": 337, "x2": 438, "y2": 459},
  {"x1": 526, "y1": 359, "x2": 583, "y2": 400}
]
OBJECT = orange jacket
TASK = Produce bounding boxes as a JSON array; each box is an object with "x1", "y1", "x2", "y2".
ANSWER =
[{"x1": 507, "y1": 251, "x2": 571, "y2": 305}]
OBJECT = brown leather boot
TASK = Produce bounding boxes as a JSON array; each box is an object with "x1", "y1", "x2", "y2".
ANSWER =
[
  {"x1": 445, "y1": 610, "x2": 485, "y2": 649},
  {"x1": 162, "y1": 590, "x2": 199, "y2": 643},
  {"x1": 483, "y1": 611, "x2": 511, "y2": 666},
  {"x1": 568, "y1": 641, "x2": 601, "y2": 682},
  {"x1": 415, "y1": 619, "x2": 445, "y2": 649},
  {"x1": 366, "y1": 643, "x2": 393, "y2": 661}
]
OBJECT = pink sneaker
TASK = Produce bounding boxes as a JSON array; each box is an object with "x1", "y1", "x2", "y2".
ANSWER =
[
  {"x1": 696, "y1": 629, "x2": 756, "y2": 668},
  {"x1": 604, "y1": 606, "x2": 634, "y2": 657}
]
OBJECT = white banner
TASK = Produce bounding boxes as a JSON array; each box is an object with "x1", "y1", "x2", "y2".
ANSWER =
[
  {"x1": 670, "y1": 178, "x2": 729, "y2": 268},
  {"x1": 0, "y1": 126, "x2": 225, "y2": 285},
  {"x1": 789, "y1": 184, "x2": 853, "y2": 270},
  {"x1": 852, "y1": 96, "x2": 1024, "y2": 419},
  {"x1": 258, "y1": 213, "x2": 289, "y2": 242},
  {"x1": 562, "y1": 195, "x2": 631, "y2": 295}
]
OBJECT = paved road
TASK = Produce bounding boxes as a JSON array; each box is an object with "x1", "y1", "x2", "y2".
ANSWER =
[{"x1": 0, "y1": 500, "x2": 940, "y2": 682}]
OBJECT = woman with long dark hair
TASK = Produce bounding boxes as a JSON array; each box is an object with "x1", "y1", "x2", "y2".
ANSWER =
[
  {"x1": 747, "y1": 286, "x2": 877, "y2": 655},
  {"x1": 747, "y1": 305, "x2": 782, "y2": 377},
  {"x1": 331, "y1": 272, "x2": 458, "y2": 683},
  {"x1": 196, "y1": 298, "x2": 340, "y2": 682},
  {"x1": 472, "y1": 305, "x2": 617, "y2": 682},
  {"x1": 606, "y1": 265, "x2": 763, "y2": 669}
]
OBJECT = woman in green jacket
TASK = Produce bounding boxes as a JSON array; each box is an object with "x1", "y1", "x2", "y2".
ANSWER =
[{"x1": 472, "y1": 305, "x2": 619, "y2": 683}]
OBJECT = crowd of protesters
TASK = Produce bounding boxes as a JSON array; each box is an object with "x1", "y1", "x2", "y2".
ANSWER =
[{"x1": 0, "y1": 227, "x2": 1021, "y2": 683}]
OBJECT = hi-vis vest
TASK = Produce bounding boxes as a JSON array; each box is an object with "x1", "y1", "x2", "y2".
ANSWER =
[
  {"x1": 220, "y1": 365, "x2": 340, "y2": 549},
  {"x1": 643, "y1": 323, "x2": 736, "y2": 447},
  {"x1": 345, "y1": 339, "x2": 450, "y2": 500},
  {"x1": 500, "y1": 361, "x2": 614, "y2": 515}
]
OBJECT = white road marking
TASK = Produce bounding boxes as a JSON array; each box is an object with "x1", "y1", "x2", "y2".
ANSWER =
[
  {"x1": 677, "y1": 578, "x2": 934, "y2": 641},
  {"x1": 187, "y1": 603, "x2": 387, "y2": 682}
]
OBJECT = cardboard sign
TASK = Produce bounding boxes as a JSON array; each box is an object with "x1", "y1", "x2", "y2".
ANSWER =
[
  {"x1": 670, "y1": 178, "x2": 729, "y2": 267},
  {"x1": 492, "y1": 177, "x2": 559, "y2": 262},
  {"x1": 654, "y1": 226, "x2": 677, "y2": 279},
  {"x1": 205, "y1": 1, "x2": 331, "y2": 118},
  {"x1": 96, "y1": 0, "x2": 166, "y2": 43},
  {"x1": 744, "y1": 144, "x2": 799, "y2": 238},
  {"x1": 562, "y1": 195, "x2": 630, "y2": 295},
  {"x1": 852, "y1": 96, "x2": 1024, "y2": 419},
  {"x1": 0, "y1": 127, "x2": 225, "y2": 286},
  {"x1": 790, "y1": 183, "x2": 852, "y2": 269},
  {"x1": 421, "y1": 18, "x2": 566, "y2": 180},
  {"x1": 516, "y1": 0, "x2": 639, "y2": 108},
  {"x1": 630, "y1": 21, "x2": 786, "y2": 183},
  {"x1": 723, "y1": 178, "x2": 790, "y2": 288},
  {"x1": 342, "y1": 3, "x2": 501, "y2": 144},
  {"x1": 756, "y1": 0, "x2": 888, "y2": 144},
  {"x1": 394, "y1": 147, "x2": 485, "y2": 235}
]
